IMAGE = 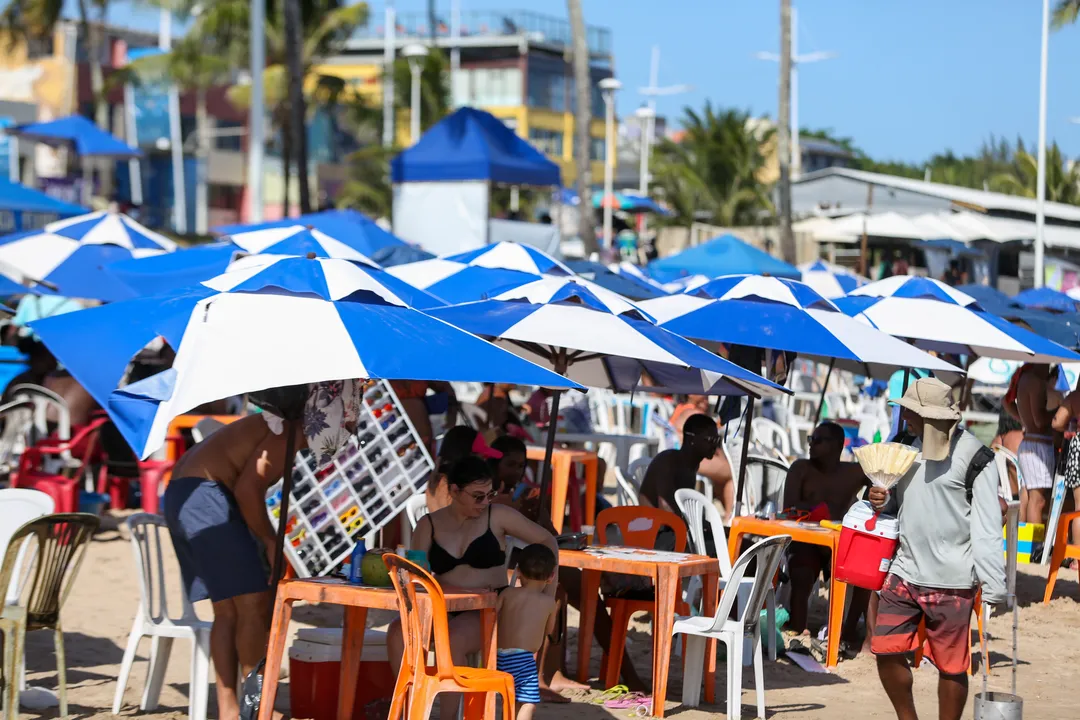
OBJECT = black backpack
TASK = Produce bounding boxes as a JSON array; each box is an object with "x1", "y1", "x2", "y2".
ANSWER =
[{"x1": 963, "y1": 445, "x2": 997, "y2": 503}]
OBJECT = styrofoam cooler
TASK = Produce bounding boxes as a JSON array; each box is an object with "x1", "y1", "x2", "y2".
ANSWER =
[
  {"x1": 835, "y1": 500, "x2": 899, "y2": 591},
  {"x1": 289, "y1": 628, "x2": 394, "y2": 720}
]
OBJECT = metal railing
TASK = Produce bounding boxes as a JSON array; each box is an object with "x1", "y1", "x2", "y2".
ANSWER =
[{"x1": 352, "y1": 9, "x2": 612, "y2": 57}]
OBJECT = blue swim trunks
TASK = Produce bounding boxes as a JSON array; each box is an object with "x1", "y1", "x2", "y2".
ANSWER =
[{"x1": 496, "y1": 649, "x2": 540, "y2": 705}]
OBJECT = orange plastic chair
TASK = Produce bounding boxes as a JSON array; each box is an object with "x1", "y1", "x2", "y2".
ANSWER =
[
  {"x1": 913, "y1": 590, "x2": 984, "y2": 675},
  {"x1": 1043, "y1": 510, "x2": 1080, "y2": 604},
  {"x1": 595, "y1": 506, "x2": 689, "y2": 690},
  {"x1": 383, "y1": 554, "x2": 516, "y2": 720}
]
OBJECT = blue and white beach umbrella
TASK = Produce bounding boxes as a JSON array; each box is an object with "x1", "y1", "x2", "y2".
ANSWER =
[
  {"x1": 30, "y1": 256, "x2": 582, "y2": 458},
  {"x1": 612, "y1": 262, "x2": 669, "y2": 294},
  {"x1": 0, "y1": 211, "x2": 175, "y2": 300},
  {"x1": 798, "y1": 259, "x2": 867, "y2": 299},
  {"x1": 107, "y1": 225, "x2": 382, "y2": 297},
  {"x1": 427, "y1": 275, "x2": 786, "y2": 397},
  {"x1": 835, "y1": 276, "x2": 1080, "y2": 362},
  {"x1": 387, "y1": 241, "x2": 572, "y2": 306},
  {"x1": 640, "y1": 274, "x2": 962, "y2": 378}
]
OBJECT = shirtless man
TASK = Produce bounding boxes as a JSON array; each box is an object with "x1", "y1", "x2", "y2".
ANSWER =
[
  {"x1": 782, "y1": 422, "x2": 871, "y2": 654},
  {"x1": 671, "y1": 396, "x2": 734, "y2": 520},
  {"x1": 163, "y1": 413, "x2": 303, "y2": 720},
  {"x1": 1008, "y1": 364, "x2": 1055, "y2": 522}
]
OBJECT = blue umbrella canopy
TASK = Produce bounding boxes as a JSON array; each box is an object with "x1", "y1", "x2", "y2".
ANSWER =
[
  {"x1": 7, "y1": 115, "x2": 141, "y2": 158},
  {"x1": 648, "y1": 234, "x2": 800, "y2": 283},
  {"x1": 213, "y1": 209, "x2": 407, "y2": 257}
]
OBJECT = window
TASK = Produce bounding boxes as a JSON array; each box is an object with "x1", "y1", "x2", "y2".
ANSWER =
[
  {"x1": 528, "y1": 128, "x2": 563, "y2": 157},
  {"x1": 214, "y1": 121, "x2": 243, "y2": 152},
  {"x1": 590, "y1": 137, "x2": 605, "y2": 162},
  {"x1": 568, "y1": 75, "x2": 607, "y2": 118},
  {"x1": 453, "y1": 67, "x2": 522, "y2": 107},
  {"x1": 527, "y1": 65, "x2": 568, "y2": 111}
]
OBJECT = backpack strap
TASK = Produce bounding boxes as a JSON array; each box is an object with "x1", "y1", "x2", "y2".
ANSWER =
[{"x1": 965, "y1": 445, "x2": 997, "y2": 503}]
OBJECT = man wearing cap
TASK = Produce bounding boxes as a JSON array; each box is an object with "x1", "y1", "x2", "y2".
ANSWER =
[{"x1": 868, "y1": 377, "x2": 1005, "y2": 720}]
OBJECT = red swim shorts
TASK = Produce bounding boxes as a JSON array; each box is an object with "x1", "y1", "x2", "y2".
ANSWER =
[{"x1": 871, "y1": 573, "x2": 976, "y2": 675}]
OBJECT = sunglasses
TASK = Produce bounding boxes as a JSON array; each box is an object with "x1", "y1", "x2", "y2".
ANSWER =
[
  {"x1": 808, "y1": 436, "x2": 833, "y2": 445},
  {"x1": 685, "y1": 432, "x2": 721, "y2": 447},
  {"x1": 468, "y1": 489, "x2": 499, "y2": 503}
]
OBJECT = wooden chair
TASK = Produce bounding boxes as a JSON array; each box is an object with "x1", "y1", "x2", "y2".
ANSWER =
[
  {"x1": 595, "y1": 506, "x2": 689, "y2": 690},
  {"x1": 383, "y1": 554, "x2": 515, "y2": 720},
  {"x1": 1043, "y1": 510, "x2": 1080, "y2": 604}
]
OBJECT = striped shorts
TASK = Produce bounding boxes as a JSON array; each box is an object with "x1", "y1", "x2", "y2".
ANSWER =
[
  {"x1": 1017, "y1": 437, "x2": 1056, "y2": 490},
  {"x1": 496, "y1": 649, "x2": 540, "y2": 705}
]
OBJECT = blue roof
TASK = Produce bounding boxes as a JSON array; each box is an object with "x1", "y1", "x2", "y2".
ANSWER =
[
  {"x1": 391, "y1": 107, "x2": 561, "y2": 186},
  {"x1": 0, "y1": 178, "x2": 86, "y2": 215},
  {"x1": 647, "y1": 234, "x2": 801, "y2": 283},
  {"x1": 7, "y1": 115, "x2": 141, "y2": 158}
]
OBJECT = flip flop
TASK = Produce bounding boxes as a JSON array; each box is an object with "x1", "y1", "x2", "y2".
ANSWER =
[
  {"x1": 605, "y1": 693, "x2": 652, "y2": 709},
  {"x1": 592, "y1": 685, "x2": 630, "y2": 705}
]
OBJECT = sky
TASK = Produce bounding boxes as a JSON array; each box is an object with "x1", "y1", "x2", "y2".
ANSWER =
[{"x1": 101, "y1": 0, "x2": 1080, "y2": 165}]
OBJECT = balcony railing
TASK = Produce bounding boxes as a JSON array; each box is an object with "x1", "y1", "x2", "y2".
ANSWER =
[{"x1": 351, "y1": 9, "x2": 612, "y2": 57}]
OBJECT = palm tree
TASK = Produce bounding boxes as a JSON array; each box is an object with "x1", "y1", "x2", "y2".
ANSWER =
[
  {"x1": 990, "y1": 141, "x2": 1080, "y2": 204},
  {"x1": 650, "y1": 104, "x2": 775, "y2": 229},
  {"x1": 392, "y1": 47, "x2": 451, "y2": 134},
  {"x1": 1053, "y1": 1, "x2": 1080, "y2": 27},
  {"x1": 284, "y1": 0, "x2": 309, "y2": 213},
  {"x1": 567, "y1": 0, "x2": 596, "y2": 254}
]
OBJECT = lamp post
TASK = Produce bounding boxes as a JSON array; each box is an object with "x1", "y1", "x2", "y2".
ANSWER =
[
  {"x1": 599, "y1": 77, "x2": 621, "y2": 250},
  {"x1": 403, "y1": 44, "x2": 429, "y2": 144},
  {"x1": 1034, "y1": 0, "x2": 1049, "y2": 288},
  {"x1": 637, "y1": 46, "x2": 692, "y2": 238},
  {"x1": 247, "y1": 0, "x2": 265, "y2": 222}
]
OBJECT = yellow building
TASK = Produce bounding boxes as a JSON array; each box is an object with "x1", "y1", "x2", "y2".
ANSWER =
[{"x1": 316, "y1": 8, "x2": 614, "y2": 186}]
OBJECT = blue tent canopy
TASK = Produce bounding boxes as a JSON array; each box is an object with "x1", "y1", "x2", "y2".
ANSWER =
[
  {"x1": 0, "y1": 178, "x2": 86, "y2": 232},
  {"x1": 647, "y1": 233, "x2": 801, "y2": 283},
  {"x1": 7, "y1": 115, "x2": 141, "y2": 158},
  {"x1": 213, "y1": 209, "x2": 407, "y2": 256},
  {"x1": 391, "y1": 107, "x2": 561, "y2": 186}
]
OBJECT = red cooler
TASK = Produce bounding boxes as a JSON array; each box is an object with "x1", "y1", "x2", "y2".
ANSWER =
[
  {"x1": 835, "y1": 500, "x2": 899, "y2": 591},
  {"x1": 289, "y1": 628, "x2": 394, "y2": 720}
]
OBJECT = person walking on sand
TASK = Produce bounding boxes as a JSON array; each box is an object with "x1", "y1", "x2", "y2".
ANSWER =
[
  {"x1": 496, "y1": 543, "x2": 559, "y2": 720},
  {"x1": 869, "y1": 378, "x2": 1005, "y2": 720}
]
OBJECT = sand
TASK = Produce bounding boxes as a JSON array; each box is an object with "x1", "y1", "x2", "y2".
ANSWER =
[{"x1": 20, "y1": 511, "x2": 1080, "y2": 719}]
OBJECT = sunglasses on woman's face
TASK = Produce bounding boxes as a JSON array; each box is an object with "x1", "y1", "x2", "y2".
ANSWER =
[{"x1": 468, "y1": 489, "x2": 499, "y2": 503}]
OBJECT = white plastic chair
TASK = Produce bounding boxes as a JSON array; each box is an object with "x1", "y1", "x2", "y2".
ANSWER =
[
  {"x1": 628, "y1": 456, "x2": 651, "y2": 487},
  {"x1": 994, "y1": 447, "x2": 1022, "y2": 501},
  {"x1": 750, "y1": 417, "x2": 792, "y2": 459},
  {"x1": 613, "y1": 467, "x2": 640, "y2": 506},
  {"x1": 113, "y1": 514, "x2": 212, "y2": 720},
  {"x1": 404, "y1": 494, "x2": 430, "y2": 531},
  {"x1": 674, "y1": 488, "x2": 778, "y2": 663},
  {"x1": 0, "y1": 489, "x2": 55, "y2": 605},
  {"x1": 738, "y1": 456, "x2": 790, "y2": 517},
  {"x1": 673, "y1": 534, "x2": 792, "y2": 718},
  {"x1": 457, "y1": 403, "x2": 488, "y2": 430}
]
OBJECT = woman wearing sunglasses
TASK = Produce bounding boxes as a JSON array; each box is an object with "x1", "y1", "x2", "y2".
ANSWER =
[{"x1": 388, "y1": 456, "x2": 558, "y2": 720}]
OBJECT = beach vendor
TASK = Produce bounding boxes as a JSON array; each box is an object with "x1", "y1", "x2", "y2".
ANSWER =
[
  {"x1": 163, "y1": 381, "x2": 361, "y2": 720},
  {"x1": 781, "y1": 422, "x2": 871, "y2": 656},
  {"x1": 869, "y1": 378, "x2": 1006, "y2": 720}
]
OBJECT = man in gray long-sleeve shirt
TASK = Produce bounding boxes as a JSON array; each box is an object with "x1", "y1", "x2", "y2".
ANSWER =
[{"x1": 869, "y1": 378, "x2": 1005, "y2": 720}]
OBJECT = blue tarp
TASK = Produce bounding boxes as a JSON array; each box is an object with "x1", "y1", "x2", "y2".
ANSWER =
[
  {"x1": 7, "y1": 115, "x2": 141, "y2": 158},
  {"x1": 391, "y1": 107, "x2": 561, "y2": 186},
  {"x1": 213, "y1": 209, "x2": 408, "y2": 256},
  {"x1": 648, "y1": 233, "x2": 801, "y2": 283}
]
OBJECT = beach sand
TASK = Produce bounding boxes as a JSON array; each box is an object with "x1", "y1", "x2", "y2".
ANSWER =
[{"x1": 21, "y1": 512, "x2": 1080, "y2": 719}]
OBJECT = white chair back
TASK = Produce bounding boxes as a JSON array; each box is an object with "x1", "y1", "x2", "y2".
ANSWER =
[
  {"x1": 739, "y1": 456, "x2": 789, "y2": 517},
  {"x1": 127, "y1": 514, "x2": 200, "y2": 626},
  {"x1": 0, "y1": 488, "x2": 55, "y2": 603},
  {"x1": 674, "y1": 488, "x2": 731, "y2": 577},
  {"x1": 705, "y1": 535, "x2": 791, "y2": 634},
  {"x1": 751, "y1": 417, "x2": 792, "y2": 458},
  {"x1": 613, "y1": 467, "x2": 640, "y2": 507},
  {"x1": 994, "y1": 447, "x2": 1021, "y2": 502},
  {"x1": 628, "y1": 456, "x2": 651, "y2": 487},
  {"x1": 9, "y1": 384, "x2": 71, "y2": 444},
  {"x1": 405, "y1": 494, "x2": 429, "y2": 531},
  {"x1": 457, "y1": 403, "x2": 488, "y2": 430},
  {"x1": 0, "y1": 398, "x2": 37, "y2": 477}
]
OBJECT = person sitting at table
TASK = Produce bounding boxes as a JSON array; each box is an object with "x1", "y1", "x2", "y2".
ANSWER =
[
  {"x1": 390, "y1": 456, "x2": 558, "y2": 720},
  {"x1": 425, "y1": 425, "x2": 501, "y2": 512},
  {"x1": 638, "y1": 413, "x2": 722, "y2": 553},
  {"x1": 782, "y1": 421, "x2": 872, "y2": 657},
  {"x1": 670, "y1": 395, "x2": 734, "y2": 521},
  {"x1": 490, "y1": 435, "x2": 529, "y2": 498}
]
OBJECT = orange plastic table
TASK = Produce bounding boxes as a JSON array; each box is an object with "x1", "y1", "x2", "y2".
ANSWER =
[
  {"x1": 727, "y1": 517, "x2": 847, "y2": 668},
  {"x1": 526, "y1": 446, "x2": 598, "y2": 534},
  {"x1": 164, "y1": 414, "x2": 243, "y2": 463},
  {"x1": 562, "y1": 547, "x2": 720, "y2": 718},
  {"x1": 257, "y1": 578, "x2": 499, "y2": 720}
]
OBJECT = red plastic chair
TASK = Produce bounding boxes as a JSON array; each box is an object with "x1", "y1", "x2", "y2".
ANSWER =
[
  {"x1": 595, "y1": 506, "x2": 689, "y2": 689},
  {"x1": 11, "y1": 418, "x2": 110, "y2": 513}
]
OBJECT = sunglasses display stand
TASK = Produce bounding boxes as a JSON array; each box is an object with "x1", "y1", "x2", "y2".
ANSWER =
[{"x1": 265, "y1": 380, "x2": 435, "y2": 577}]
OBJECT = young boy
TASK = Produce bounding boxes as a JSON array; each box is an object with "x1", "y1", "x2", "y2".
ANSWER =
[{"x1": 496, "y1": 543, "x2": 558, "y2": 720}]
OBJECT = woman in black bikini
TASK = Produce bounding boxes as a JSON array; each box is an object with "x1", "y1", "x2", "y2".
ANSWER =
[{"x1": 388, "y1": 457, "x2": 557, "y2": 720}]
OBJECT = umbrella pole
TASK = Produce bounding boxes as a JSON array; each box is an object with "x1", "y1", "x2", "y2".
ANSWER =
[
  {"x1": 732, "y1": 395, "x2": 757, "y2": 519},
  {"x1": 537, "y1": 350, "x2": 568, "y2": 523},
  {"x1": 891, "y1": 368, "x2": 911, "y2": 442},
  {"x1": 814, "y1": 358, "x2": 836, "y2": 422},
  {"x1": 269, "y1": 419, "x2": 298, "y2": 604}
]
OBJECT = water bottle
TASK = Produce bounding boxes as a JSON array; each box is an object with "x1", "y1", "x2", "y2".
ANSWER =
[
  {"x1": 760, "y1": 500, "x2": 777, "y2": 521},
  {"x1": 348, "y1": 540, "x2": 368, "y2": 583}
]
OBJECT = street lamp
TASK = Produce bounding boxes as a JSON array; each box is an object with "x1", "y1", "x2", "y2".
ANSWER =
[
  {"x1": 403, "y1": 44, "x2": 429, "y2": 145},
  {"x1": 637, "y1": 45, "x2": 692, "y2": 238},
  {"x1": 1034, "y1": 0, "x2": 1050, "y2": 287},
  {"x1": 756, "y1": 7, "x2": 836, "y2": 178},
  {"x1": 599, "y1": 77, "x2": 622, "y2": 250}
]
